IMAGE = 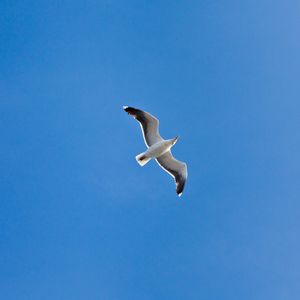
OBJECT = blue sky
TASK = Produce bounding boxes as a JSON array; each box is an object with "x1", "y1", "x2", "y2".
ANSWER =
[{"x1": 1, "y1": 1, "x2": 300, "y2": 299}]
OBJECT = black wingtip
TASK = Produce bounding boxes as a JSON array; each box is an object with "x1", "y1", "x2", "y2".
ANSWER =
[
  {"x1": 176, "y1": 179, "x2": 186, "y2": 197},
  {"x1": 123, "y1": 106, "x2": 134, "y2": 113},
  {"x1": 123, "y1": 106, "x2": 144, "y2": 116},
  {"x1": 177, "y1": 190, "x2": 183, "y2": 197},
  {"x1": 123, "y1": 105, "x2": 130, "y2": 112}
]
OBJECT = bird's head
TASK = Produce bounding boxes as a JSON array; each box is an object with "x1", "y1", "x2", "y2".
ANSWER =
[{"x1": 172, "y1": 136, "x2": 179, "y2": 145}]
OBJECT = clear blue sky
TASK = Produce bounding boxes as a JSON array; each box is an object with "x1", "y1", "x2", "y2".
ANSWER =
[{"x1": 1, "y1": 1, "x2": 299, "y2": 299}]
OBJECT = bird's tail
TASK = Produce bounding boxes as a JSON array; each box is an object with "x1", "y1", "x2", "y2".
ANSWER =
[{"x1": 135, "y1": 152, "x2": 151, "y2": 166}]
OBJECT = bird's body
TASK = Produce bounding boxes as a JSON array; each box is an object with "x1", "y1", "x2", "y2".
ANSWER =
[
  {"x1": 135, "y1": 138, "x2": 178, "y2": 166},
  {"x1": 123, "y1": 106, "x2": 188, "y2": 197}
]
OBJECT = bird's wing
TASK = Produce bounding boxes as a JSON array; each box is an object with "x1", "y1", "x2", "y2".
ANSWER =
[
  {"x1": 156, "y1": 151, "x2": 188, "y2": 196},
  {"x1": 123, "y1": 106, "x2": 163, "y2": 147}
]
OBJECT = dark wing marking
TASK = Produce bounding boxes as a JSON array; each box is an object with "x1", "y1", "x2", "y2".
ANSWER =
[
  {"x1": 123, "y1": 106, "x2": 163, "y2": 147},
  {"x1": 156, "y1": 151, "x2": 188, "y2": 196}
]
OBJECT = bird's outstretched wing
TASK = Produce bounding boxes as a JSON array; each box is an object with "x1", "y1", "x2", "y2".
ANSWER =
[
  {"x1": 156, "y1": 151, "x2": 188, "y2": 196},
  {"x1": 123, "y1": 106, "x2": 163, "y2": 147}
]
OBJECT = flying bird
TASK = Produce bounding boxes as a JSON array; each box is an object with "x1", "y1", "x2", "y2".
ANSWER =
[{"x1": 123, "y1": 106, "x2": 188, "y2": 196}]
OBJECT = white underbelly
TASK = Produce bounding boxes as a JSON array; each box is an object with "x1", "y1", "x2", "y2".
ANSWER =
[{"x1": 145, "y1": 141, "x2": 171, "y2": 158}]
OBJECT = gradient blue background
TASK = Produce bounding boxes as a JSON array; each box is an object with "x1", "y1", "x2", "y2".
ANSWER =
[{"x1": 1, "y1": 1, "x2": 299, "y2": 299}]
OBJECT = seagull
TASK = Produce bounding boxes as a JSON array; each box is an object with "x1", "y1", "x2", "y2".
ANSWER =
[{"x1": 123, "y1": 106, "x2": 188, "y2": 197}]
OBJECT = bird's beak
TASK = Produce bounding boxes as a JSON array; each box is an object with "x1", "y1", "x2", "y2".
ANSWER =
[{"x1": 173, "y1": 136, "x2": 179, "y2": 144}]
